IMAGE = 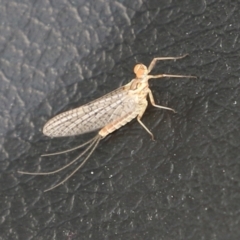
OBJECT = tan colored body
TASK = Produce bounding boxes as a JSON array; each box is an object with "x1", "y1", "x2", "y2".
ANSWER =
[
  {"x1": 19, "y1": 55, "x2": 195, "y2": 191},
  {"x1": 43, "y1": 56, "x2": 193, "y2": 140},
  {"x1": 98, "y1": 79, "x2": 149, "y2": 137}
]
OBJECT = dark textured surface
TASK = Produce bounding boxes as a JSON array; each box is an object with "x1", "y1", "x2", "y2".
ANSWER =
[{"x1": 1, "y1": 0, "x2": 240, "y2": 239}]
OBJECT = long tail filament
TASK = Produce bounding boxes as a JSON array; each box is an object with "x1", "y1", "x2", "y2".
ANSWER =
[{"x1": 18, "y1": 134, "x2": 102, "y2": 192}]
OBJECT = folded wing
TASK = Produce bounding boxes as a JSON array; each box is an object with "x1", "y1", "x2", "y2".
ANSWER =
[{"x1": 43, "y1": 85, "x2": 138, "y2": 137}]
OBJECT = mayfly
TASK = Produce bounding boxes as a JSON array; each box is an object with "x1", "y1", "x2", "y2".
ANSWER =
[{"x1": 18, "y1": 54, "x2": 196, "y2": 191}]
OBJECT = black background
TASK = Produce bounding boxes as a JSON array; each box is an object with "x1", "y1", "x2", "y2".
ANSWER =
[{"x1": 1, "y1": 0, "x2": 240, "y2": 239}]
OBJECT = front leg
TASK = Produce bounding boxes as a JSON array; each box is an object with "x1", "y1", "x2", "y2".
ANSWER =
[
  {"x1": 148, "y1": 74, "x2": 196, "y2": 80},
  {"x1": 148, "y1": 54, "x2": 188, "y2": 73},
  {"x1": 148, "y1": 89, "x2": 176, "y2": 113}
]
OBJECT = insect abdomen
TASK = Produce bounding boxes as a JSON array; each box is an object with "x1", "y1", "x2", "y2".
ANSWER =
[{"x1": 99, "y1": 111, "x2": 139, "y2": 137}]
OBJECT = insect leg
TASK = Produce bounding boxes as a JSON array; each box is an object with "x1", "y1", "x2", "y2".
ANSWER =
[
  {"x1": 136, "y1": 101, "x2": 155, "y2": 141},
  {"x1": 148, "y1": 74, "x2": 196, "y2": 79},
  {"x1": 137, "y1": 117, "x2": 155, "y2": 141},
  {"x1": 148, "y1": 89, "x2": 176, "y2": 113},
  {"x1": 148, "y1": 54, "x2": 188, "y2": 73}
]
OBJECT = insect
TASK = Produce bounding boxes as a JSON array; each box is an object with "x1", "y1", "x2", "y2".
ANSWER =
[{"x1": 18, "y1": 54, "x2": 196, "y2": 191}]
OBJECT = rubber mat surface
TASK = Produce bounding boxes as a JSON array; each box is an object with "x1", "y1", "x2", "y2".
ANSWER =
[{"x1": 1, "y1": 1, "x2": 240, "y2": 239}]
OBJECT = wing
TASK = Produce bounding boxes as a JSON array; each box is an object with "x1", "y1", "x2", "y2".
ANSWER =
[{"x1": 43, "y1": 82, "x2": 138, "y2": 137}]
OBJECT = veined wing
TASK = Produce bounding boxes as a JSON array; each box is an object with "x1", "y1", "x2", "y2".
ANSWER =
[{"x1": 43, "y1": 82, "x2": 138, "y2": 137}]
